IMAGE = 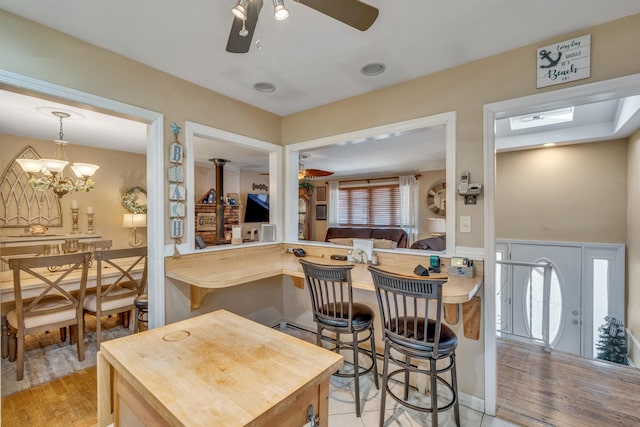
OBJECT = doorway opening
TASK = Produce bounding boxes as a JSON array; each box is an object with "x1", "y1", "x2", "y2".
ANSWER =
[{"x1": 483, "y1": 72, "x2": 640, "y2": 415}]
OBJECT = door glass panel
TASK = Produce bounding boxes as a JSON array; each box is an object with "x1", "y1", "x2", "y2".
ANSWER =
[
  {"x1": 524, "y1": 263, "x2": 562, "y2": 344},
  {"x1": 592, "y1": 258, "x2": 610, "y2": 356},
  {"x1": 495, "y1": 251, "x2": 509, "y2": 333}
]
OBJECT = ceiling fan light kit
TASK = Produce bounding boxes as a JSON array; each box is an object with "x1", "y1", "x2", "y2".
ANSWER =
[
  {"x1": 226, "y1": 0, "x2": 378, "y2": 54},
  {"x1": 231, "y1": 0, "x2": 250, "y2": 20},
  {"x1": 272, "y1": 0, "x2": 290, "y2": 20},
  {"x1": 298, "y1": 154, "x2": 334, "y2": 180}
]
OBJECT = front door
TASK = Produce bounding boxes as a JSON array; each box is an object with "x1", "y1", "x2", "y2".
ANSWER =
[{"x1": 510, "y1": 243, "x2": 582, "y2": 355}]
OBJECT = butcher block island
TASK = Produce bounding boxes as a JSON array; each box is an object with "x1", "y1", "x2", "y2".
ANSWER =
[{"x1": 97, "y1": 310, "x2": 343, "y2": 427}]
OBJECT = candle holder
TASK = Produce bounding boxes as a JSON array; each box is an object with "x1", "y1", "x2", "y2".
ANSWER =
[
  {"x1": 87, "y1": 212, "x2": 95, "y2": 234},
  {"x1": 71, "y1": 208, "x2": 80, "y2": 234}
]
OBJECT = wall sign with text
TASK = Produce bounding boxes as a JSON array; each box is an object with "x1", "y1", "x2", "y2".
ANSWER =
[
  {"x1": 537, "y1": 34, "x2": 591, "y2": 88},
  {"x1": 168, "y1": 123, "x2": 185, "y2": 253}
]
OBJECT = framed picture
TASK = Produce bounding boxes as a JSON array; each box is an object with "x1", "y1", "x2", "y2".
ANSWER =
[
  {"x1": 316, "y1": 186, "x2": 327, "y2": 202},
  {"x1": 196, "y1": 212, "x2": 216, "y2": 231},
  {"x1": 316, "y1": 204, "x2": 327, "y2": 221}
]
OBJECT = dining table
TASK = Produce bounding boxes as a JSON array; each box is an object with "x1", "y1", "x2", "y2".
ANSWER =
[{"x1": 0, "y1": 254, "x2": 144, "y2": 358}]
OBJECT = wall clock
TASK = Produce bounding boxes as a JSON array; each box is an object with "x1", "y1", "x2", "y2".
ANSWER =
[{"x1": 427, "y1": 181, "x2": 446, "y2": 216}]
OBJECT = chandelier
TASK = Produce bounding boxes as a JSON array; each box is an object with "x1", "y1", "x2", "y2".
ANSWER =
[{"x1": 16, "y1": 111, "x2": 99, "y2": 198}]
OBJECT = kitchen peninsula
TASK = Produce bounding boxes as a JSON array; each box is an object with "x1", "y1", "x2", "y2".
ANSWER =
[{"x1": 165, "y1": 242, "x2": 484, "y2": 338}]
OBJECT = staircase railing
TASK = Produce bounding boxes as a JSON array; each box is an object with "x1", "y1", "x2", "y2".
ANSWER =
[{"x1": 496, "y1": 259, "x2": 554, "y2": 352}]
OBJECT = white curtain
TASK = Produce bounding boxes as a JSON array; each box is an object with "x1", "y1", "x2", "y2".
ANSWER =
[
  {"x1": 328, "y1": 181, "x2": 340, "y2": 227},
  {"x1": 399, "y1": 175, "x2": 419, "y2": 246}
]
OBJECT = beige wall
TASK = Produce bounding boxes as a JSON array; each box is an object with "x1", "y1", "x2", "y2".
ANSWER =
[
  {"x1": 194, "y1": 163, "x2": 241, "y2": 203},
  {"x1": 496, "y1": 139, "x2": 628, "y2": 243},
  {"x1": 165, "y1": 276, "x2": 284, "y2": 327},
  {"x1": 627, "y1": 130, "x2": 640, "y2": 337},
  {"x1": 282, "y1": 13, "x2": 640, "y2": 248},
  {"x1": 0, "y1": 10, "x2": 282, "y2": 245},
  {"x1": 3, "y1": 9, "x2": 640, "y2": 403},
  {"x1": 0, "y1": 134, "x2": 146, "y2": 248}
]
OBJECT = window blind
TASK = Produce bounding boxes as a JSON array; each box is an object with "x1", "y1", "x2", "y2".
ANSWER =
[{"x1": 338, "y1": 184, "x2": 400, "y2": 226}]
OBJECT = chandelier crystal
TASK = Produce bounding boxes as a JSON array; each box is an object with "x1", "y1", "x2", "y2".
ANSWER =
[{"x1": 16, "y1": 111, "x2": 99, "y2": 198}]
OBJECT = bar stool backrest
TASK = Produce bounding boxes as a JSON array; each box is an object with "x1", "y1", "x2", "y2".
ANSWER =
[
  {"x1": 368, "y1": 266, "x2": 447, "y2": 357},
  {"x1": 299, "y1": 259, "x2": 356, "y2": 332}
]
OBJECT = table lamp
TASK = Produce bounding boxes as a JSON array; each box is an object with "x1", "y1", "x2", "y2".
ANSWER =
[
  {"x1": 122, "y1": 213, "x2": 147, "y2": 247},
  {"x1": 426, "y1": 218, "x2": 446, "y2": 236}
]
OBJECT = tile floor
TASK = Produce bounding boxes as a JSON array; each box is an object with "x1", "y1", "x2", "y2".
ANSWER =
[
  {"x1": 325, "y1": 366, "x2": 517, "y2": 427},
  {"x1": 280, "y1": 325, "x2": 516, "y2": 427}
]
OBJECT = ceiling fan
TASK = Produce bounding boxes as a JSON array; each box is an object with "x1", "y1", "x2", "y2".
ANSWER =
[
  {"x1": 298, "y1": 154, "x2": 334, "y2": 180},
  {"x1": 226, "y1": 0, "x2": 379, "y2": 54}
]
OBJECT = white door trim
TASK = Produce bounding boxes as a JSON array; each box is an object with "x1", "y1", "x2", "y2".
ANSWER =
[{"x1": 0, "y1": 69, "x2": 166, "y2": 328}]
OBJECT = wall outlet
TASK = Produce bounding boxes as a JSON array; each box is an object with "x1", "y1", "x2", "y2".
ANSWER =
[{"x1": 460, "y1": 216, "x2": 471, "y2": 233}]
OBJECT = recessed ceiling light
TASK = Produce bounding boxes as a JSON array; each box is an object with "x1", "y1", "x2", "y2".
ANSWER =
[
  {"x1": 360, "y1": 63, "x2": 386, "y2": 76},
  {"x1": 253, "y1": 82, "x2": 276, "y2": 93}
]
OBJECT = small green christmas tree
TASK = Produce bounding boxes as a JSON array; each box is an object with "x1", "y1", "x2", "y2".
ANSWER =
[{"x1": 595, "y1": 315, "x2": 628, "y2": 365}]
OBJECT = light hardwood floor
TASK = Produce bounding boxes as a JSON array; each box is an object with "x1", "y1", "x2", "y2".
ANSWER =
[
  {"x1": 2, "y1": 366, "x2": 97, "y2": 427},
  {"x1": 4, "y1": 338, "x2": 640, "y2": 426},
  {"x1": 496, "y1": 339, "x2": 640, "y2": 426}
]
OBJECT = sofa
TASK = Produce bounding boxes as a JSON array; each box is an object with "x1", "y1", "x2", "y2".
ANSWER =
[{"x1": 324, "y1": 227, "x2": 408, "y2": 248}]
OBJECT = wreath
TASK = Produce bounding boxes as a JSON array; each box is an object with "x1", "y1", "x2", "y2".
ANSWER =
[{"x1": 121, "y1": 186, "x2": 147, "y2": 214}]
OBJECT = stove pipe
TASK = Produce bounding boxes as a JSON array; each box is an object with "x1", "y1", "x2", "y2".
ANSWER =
[{"x1": 209, "y1": 158, "x2": 228, "y2": 242}]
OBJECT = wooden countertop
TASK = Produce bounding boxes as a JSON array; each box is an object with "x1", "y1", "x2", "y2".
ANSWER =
[
  {"x1": 99, "y1": 309, "x2": 343, "y2": 427},
  {"x1": 165, "y1": 243, "x2": 483, "y2": 308}
]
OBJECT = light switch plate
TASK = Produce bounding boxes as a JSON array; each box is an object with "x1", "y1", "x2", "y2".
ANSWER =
[{"x1": 460, "y1": 216, "x2": 471, "y2": 233}]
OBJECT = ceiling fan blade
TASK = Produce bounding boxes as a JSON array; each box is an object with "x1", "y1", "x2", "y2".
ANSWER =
[
  {"x1": 294, "y1": 0, "x2": 379, "y2": 31},
  {"x1": 304, "y1": 168, "x2": 334, "y2": 178},
  {"x1": 226, "y1": 0, "x2": 263, "y2": 53}
]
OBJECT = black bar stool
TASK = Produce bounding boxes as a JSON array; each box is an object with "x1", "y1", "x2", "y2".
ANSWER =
[
  {"x1": 368, "y1": 265, "x2": 460, "y2": 427},
  {"x1": 299, "y1": 259, "x2": 379, "y2": 417},
  {"x1": 134, "y1": 293, "x2": 148, "y2": 332}
]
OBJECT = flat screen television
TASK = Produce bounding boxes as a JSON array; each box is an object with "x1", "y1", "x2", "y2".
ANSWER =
[{"x1": 244, "y1": 193, "x2": 269, "y2": 223}]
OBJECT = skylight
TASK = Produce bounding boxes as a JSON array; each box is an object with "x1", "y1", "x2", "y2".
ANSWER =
[{"x1": 509, "y1": 106, "x2": 575, "y2": 131}]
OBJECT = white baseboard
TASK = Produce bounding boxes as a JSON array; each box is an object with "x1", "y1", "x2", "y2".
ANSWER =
[
  {"x1": 459, "y1": 391, "x2": 485, "y2": 413},
  {"x1": 626, "y1": 328, "x2": 639, "y2": 367}
]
